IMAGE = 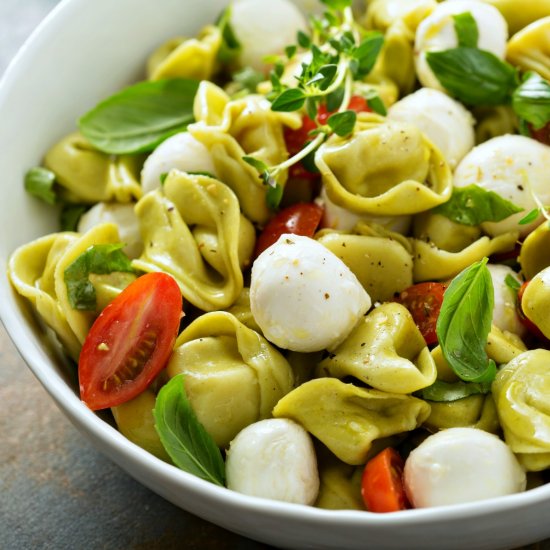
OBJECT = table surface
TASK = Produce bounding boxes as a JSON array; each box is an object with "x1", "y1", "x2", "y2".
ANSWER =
[{"x1": 0, "y1": 2, "x2": 549, "y2": 550}]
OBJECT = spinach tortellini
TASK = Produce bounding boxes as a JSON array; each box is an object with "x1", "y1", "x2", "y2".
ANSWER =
[
  {"x1": 493, "y1": 349, "x2": 550, "y2": 471},
  {"x1": 316, "y1": 114, "x2": 453, "y2": 217},
  {"x1": 167, "y1": 312, "x2": 294, "y2": 448},
  {"x1": 520, "y1": 266, "x2": 550, "y2": 339},
  {"x1": 507, "y1": 17, "x2": 550, "y2": 80},
  {"x1": 132, "y1": 170, "x2": 255, "y2": 311}
]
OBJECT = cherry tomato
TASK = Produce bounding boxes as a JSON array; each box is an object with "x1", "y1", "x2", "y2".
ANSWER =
[
  {"x1": 79, "y1": 272, "x2": 183, "y2": 410},
  {"x1": 396, "y1": 282, "x2": 446, "y2": 346},
  {"x1": 361, "y1": 448, "x2": 409, "y2": 513},
  {"x1": 254, "y1": 202, "x2": 323, "y2": 258},
  {"x1": 529, "y1": 121, "x2": 550, "y2": 146},
  {"x1": 517, "y1": 280, "x2": 547, "y2": 341},
  {"x1": 317, "y1": 94, "x2": 370, "y2": 125}
]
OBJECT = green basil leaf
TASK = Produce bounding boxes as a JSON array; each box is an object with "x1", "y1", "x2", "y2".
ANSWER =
[
  {"x1": 453, "y1": 12, "x2": 479, "y2": 48},
  {"x1": 79, "y1": 78, "x2": 200, "y2": 155},
  {"x1": 364, "y1": 89, "x2": 387, "y2": 116},
  {"x1": 59, "y1": 204, "x2": 88, "y2": 231},
  {"x1": 266, "y1": 182, "x2": 284, "y2": 210},
  {"x1": 433, "y1": 184, "x2": 523, "y2": 225},
  {"x1": 419, "y1": 379, "x2": 492, "y2": 402},
  {"x1": 519, "y1": 208, "x2": 540, "y2": 225},
  {"x1": 64, "y1": 243, "x2": 135, "y2": 310},
  {"x1": 217, "y1": 6, "x2": 241, "y2": 64},
  {"x1": 24, "y1": 167, "x2": 57, "y2": 205},
  {"x1": 271, "y1": 88, "x2": 306, "y2": 112},
  {"x1": 154, "y1": 374, "x2": 225, "y2": 486},
  {"x1": 426, "y1": 47, "x2": 518, "y2": 106},
  {"x1": 327, "y1": 110, "x2": 356, "y2": 136},
  {"x1": 436, "y1": 258, "x2": 497, "y2": 383},
  {"x1": 320, "y1": 0, "x2": 352, "y2": 10},
  {"x1": 352, "y1": 32, "x2": 384, "y2": 79},
  {"x1": 504, "y1": 273, "x2": 521, "y2": 295},
  {"x1": 512, "y1": 71, "x2": 550, "y2": 130}
]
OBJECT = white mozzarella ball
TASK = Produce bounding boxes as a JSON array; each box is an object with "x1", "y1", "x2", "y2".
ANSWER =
[
  {"x1": 226, "y1": 418, "x2": 319, "y2": 505},
  {"x1": 230, "y1": 0, "x2": 308, "y2": 73},
  {"x1": 250, "y1": 234, "x2": 371, "y2": 352},
  {"x1": 404, "y1": 428, "x2": 526, "y2": 508},
  {"x1": 388, "y1": 88, "x2": 475, "y2": 168},
  {"x1": 453, "y1": 135, "x2": 550, "y2": 237},
  {"x1": 318, "y1": 186, "x2": 411, "y2": 234},
  {"x1": 487, "y1": 264, "x2": 526, "y2": 337},
  {"x1": 415, "y1": 1, "x2": 508, "y2": 90},
  {"x1": 140, "y1": 132, "x2": 217, "y2": 194},
  {"x1": 77, "y1": 202, "x2": 142, "y2": 258}
]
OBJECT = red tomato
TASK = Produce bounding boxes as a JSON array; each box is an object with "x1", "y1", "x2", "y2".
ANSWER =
[
  {"x1": 529, "y1": 121, "x2": 550, "y2": 146},
  {"x1": 517, "y1": 280, "x2": 548, "y2": 341},
  {"x1": 361, "y1": 448, "x2": 409, "y2": 513},
  {"x1": 396, "y1": 282, "x2": 446, "y2": 346},
  {"x1": 254, "y1": 202, "x2": 323, "y2": 257},
  {"x1": 317, "y1": 94, "x2": 370, "y2": 125},
  {"x1": 79, "y1": 272, "x2": 183, "y2": 410}
]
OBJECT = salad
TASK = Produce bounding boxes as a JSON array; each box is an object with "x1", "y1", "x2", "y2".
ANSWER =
[{"x1": 7, "y1": 0, "x2": 550, "y2": 512}]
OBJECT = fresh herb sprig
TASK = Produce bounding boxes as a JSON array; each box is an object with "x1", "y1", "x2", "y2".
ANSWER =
[{"x1": 244, "y1": 0, "x2": 383, "y2": 207}]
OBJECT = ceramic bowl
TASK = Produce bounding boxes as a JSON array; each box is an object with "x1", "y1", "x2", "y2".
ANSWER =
[{"x1": 1, "y1": 0, "x2": 549, "y2": 548}]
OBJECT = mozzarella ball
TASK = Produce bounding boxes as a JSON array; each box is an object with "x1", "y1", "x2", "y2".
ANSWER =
[
  {"x1": 318, "y1": 186, "x2": 411, "y2": 234},
  {"x1": 487, "y1": 264, "x2": 526, "y2": 337},
  {"x1": 230, "y1": 0, "x2": 308, "y2": 73},
  {"x1": 140, "y1": 132, "x2": 217, "y2": 194},
  {"x1": 77, "y1": 202, "x2": 142, "y2": 258},
  {"x1": 388, "y1": 88, "x2": 475, "y2": 168},
  {"x1": 226, "y1": 418, "x2": 319, "y2": 505},
  {"x1": 404, "y1": 428, "x2": 526, "y2": 508},
  {"x1": 250, "y1": 234, "x2": 371, "y2": 352},
  {"x1": 453, "y1": 135, "x2": 550, "y2": 237},
  {"x1": 415, "y1": 1, "x2": 508, "y2": 90}
]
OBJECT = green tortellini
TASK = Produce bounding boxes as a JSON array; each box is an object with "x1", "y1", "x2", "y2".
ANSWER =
[
  {"x1": 507, "y1": 17, "x2": 550, "y2": 80},
  {"x1": 317, "y1": 303, "x2": 437, "y2": 394},
  {"x1": 423, "y1": 394, "x2": 500, "y2": 434},
  {"x1": 479, "y1": 0, "x2": 550, "y2": 34},
  {"x1": 521, "y1": 266, "x2": 550, "y2": 338},
  {"x1": 519, "y1": 221, "x2": 550, "y2": 281},
  {"x1": 493, "y1": 349, "x2": 550, "y2": 471},
  {"x1": 316, "y1": 114, "x2": 452, "y2": 217},
  {"x1": 147, "y1": 25, "x2": 222, "y2": 81},
  {"x1": 132, "y1": 170, "x2": 255, "y2": 311},
  {"x1": 316, "y1": 231, "x2": 413, "y2": 302},
  {"x1": 272, "y1": 377, "x2": 431, "y2": 465},
  {"x1": 8, "y1": 223, "x2": 132, "y2": 359},
  {"x1": 44, "y1": 132, "x2": 143, "y2": 204},
  {"x1": 412, "y1": 231, "x2": 519, "y2": 282},
  {"x1": 188, "y1": 81, "x2": 301, "y2": 224},
  {"x1": 223, "y1": 288, "x2": 262, "y2": 333},
  {"x1": 167, "y1": 312, "x2": 294, "y2": 448}
]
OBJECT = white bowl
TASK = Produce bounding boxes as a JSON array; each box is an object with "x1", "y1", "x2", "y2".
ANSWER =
[{"x1": 1, "y1": 1, "x2": 549, "y2": 548}]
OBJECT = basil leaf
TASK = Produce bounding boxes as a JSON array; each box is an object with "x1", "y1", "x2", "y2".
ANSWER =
[
  {"x1": 271, "y1": 88, "x2": 306, "y2": 112},
  {"x1": 64, "y1": 243, "x2": 135, "y2": 310},
  {"x1": 453, "y1": 12, "x2": 479, "y2": 48},
  {"x1": 433, "y1": 184, "x2": 523, "y2": 226},
  {"x1": 364, "y1": 89, "x2": 387, "y2": 116},
  {"x1": 60, "y1": 204, "x2": 88, "y2": 231},
  {"x1": 419, "y1": 379, "x2": 492, "y2": 402},
  {"x1": 154, "y1": 374, "x2": 225, "y2": 486},
  {"x1": 217, "y1": 6, "x2": 241, "y2": 64},
  {"x1": 512, "y1": 71, "x2": 550, "y2": 130},
  {"x1": 351, "y1": 32, "x2": 384, "y2": 79},
  {"x1": 426, "y1": 47, "x2": 518, "y2": 106},
  {"x1": 504, "y1": 273, "x2": 521, "y2": 295},
  {"x1": 24, "y1": 167, "x2": 57, "y2": 205},
  {"x1": 79, "y1": 78, "x2": 200, "y2": 155},
  {"x1": 266, "y1": 182, "x2": 284, "y2": 210},
  {"x1": 519, "y1": 208, "x2": 540, "y2": 225},
  {"x1": 436, "y1": 258, "x2": 497, "y2": 383},
  {"x1": 327, "y1": 110, "x2": 356, "y2": 136}
]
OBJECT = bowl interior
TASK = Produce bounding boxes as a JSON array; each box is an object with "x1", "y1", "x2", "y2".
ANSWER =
[{"x1": 1, "y1": 1, "x2": 550, "y2": 549}]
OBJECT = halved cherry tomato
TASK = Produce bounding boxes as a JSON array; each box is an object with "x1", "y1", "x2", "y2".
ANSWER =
[
  {"x1": 361, "y1": 448, "x2": 409, "y2": 513},
  {"x1": 79, "y1": 272, "x2": 183, "y2": 410},
  {"x1": 254, "y1": 202, "x2": 323, "y2": 258},
  {"x1": 529, "y1": 121, "x2": 550, "y2": 146},
  {"x1": 517, "y1": 280, "x2": 547, "y2": 341},
  {"x1": 396, "y1": 282, "x2": 446, "y2": 346}
]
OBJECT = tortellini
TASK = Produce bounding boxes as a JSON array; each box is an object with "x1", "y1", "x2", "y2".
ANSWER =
[
  {"x1": 479, "y1": 0, "x2": 550, "y2": 34},
  {"x1": 520, "y1": 266, "x2": 550, "y2": 339},
  {"x1": 519, "y1": 222, "x2": 550, "y2": 281},
  {"x1": 44, "y1": 132, "x2": 143, "y2": 204},
  {"x1": 317, "y1": 303, "x2": 437, "y2": 394},
  {"x1": 147, "y1": 25, "x2": 222, "y2": 81},
  {"x1": 167, "y1": 312, "x2": 294, "y2": 448},
  {"x1": 493, "y1": 349, "x2": 550, "y2": 471},
  {"x1": 132, "y1": 170, "x2": 255, "y2": 311},
  {"x1": 316, "y1": 114, "x2": 452, "y2": 217},
  {"x1": 273, "y1": 377, "x2": 431, "y2": 465}
]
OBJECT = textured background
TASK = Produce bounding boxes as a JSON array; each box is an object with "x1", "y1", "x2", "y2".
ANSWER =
[{"x1": 0, "y1": 1, "x2": 549, "y2": 550}]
